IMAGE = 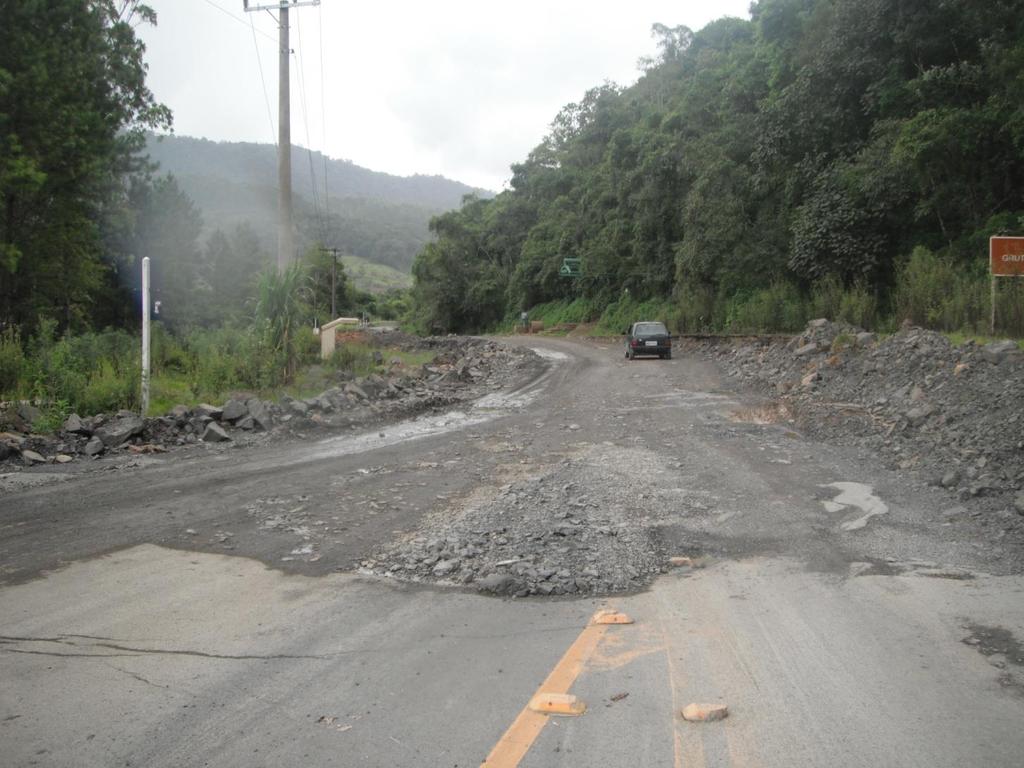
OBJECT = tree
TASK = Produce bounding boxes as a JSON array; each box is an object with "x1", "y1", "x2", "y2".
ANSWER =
[{"x1": 0, "y1": 1, "x2": 171, "y2": 331}]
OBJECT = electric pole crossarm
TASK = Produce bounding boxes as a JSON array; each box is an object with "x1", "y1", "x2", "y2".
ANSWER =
[{"x1": 244, "y1": 1, "x2": 320, "y2": 11}]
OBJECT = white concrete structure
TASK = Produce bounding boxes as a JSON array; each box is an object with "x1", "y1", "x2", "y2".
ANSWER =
[{"x1": 318, "y1": 317, "x2": 361, "y2": 360}]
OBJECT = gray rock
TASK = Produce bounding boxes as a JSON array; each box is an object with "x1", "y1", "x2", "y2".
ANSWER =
[
  {"x1": 169, "y1": 404, "x2": 191, "y2": 421},
  {"x1": 1015, "y1": 493, "x2": 1024, "y2": 516},
  {"x1": 808, "y1": 318, "x2": 829, "y2": 329},
  {"x1": 201, "y1": 422, "x2": 231, "y2": 442},
  {"x1": 21, "y1": 449, "x2": 46, "y2": 465},
  {"x1": 246, "y1": 399, "x2": 273, "y2": 431},
  {"x1": 221, "y1": 399, "x2": 248, "y2": 422},
  {"x1": 95, "y1": 415, "x2": 144, "y2": 447},
  {"x1": 982, "y1": 340, "x2": 1020, "y2": 365},
  {"x1": 236, "y1": 416, "x2": 256, "y2": 430},
  {"x1": 83, "y1": 436, "x2": 104, "y2": 456},
  {"x1": 940, "y1": 470, "x2": 961, "y2": 488},
  {"x1": 16, "y1": 402, "x2": 42, "y2": 428},
  {"x1": 195, "y1": 403, "x2": 224, "y2": 420},
  {"x1": 344, "y1": 382, "x2": 369, "y2": 400},
  {"x1": 0, "y1": 442, "x2": 11, "y2": 461},
  {"x1": 62, "y1": 413, "x2": 90, "y2": 435},
  {"x1": 906, "y1": 404, "x2": 935, "y2": 426},
  {"x1": 431, "y1": 558, "x2": 459, "y2": 577},
  {"x1": 475, "y1": 573, "x2": 517, "y2": 595},
  {"x1": 794, "y1": 342, "x2": 818, "y2": 357},
  {"x1": 289, "y1": 400, "x2": 309, "y2": 416},
  {"x1": 856, "y1": 332, "x2": 876, "y2": 346}
]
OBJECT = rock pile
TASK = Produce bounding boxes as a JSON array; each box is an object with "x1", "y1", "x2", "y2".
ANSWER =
[
  {"x1": 363, "y1": 449, "x2": 668, "y2": 597},
  {"x1": 700, "y1": 320, "x2": 1024, "y2": 513},
  {"x1": 0, "y1": 335, "x2": 536, "y2": 469}
]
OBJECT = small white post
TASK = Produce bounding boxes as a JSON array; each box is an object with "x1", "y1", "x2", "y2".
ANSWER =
[{"x1": 141, "y1": 256, "x2": 151, "y2": 416}]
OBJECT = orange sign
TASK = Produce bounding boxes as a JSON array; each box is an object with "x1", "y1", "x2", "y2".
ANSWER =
[{"x1": 990, "y1": 237, "x2": 1024, "y2": 276}]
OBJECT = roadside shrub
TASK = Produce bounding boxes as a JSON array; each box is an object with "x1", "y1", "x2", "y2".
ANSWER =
[
  {"x1": 893, "y1": 247, "x2": 990, "y2": 332},
  {"x1": 0, "y1": 328, "x2": 25, "y2": 396},
  {"x1": 810, "y1": 276, "x2": 879, "y2": 329},
  {"x1": 673, "y1": 283, "x2": 717, "y2": 333},
  {"x1": 724, "y1": 282, "x2": 806, "y2": 333},
  {"x1": 597, "y1": 296, "x2": 676, "y2": 335},
  {"x1": 79, "y1": 359, "x2": 138, "y2": 414}
]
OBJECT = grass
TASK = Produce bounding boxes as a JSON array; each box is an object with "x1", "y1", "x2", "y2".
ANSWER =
[
  {"x1": 146, "y1": 341, "x2": 435, "y2": 416},
  {"x1": 340, "y1": 255, "x2": 413, "y2": 293}
]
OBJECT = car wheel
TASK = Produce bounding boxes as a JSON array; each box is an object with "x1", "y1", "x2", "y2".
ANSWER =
[{"x1": 665, "y1": 351, "x2": 672, "y2": 360}]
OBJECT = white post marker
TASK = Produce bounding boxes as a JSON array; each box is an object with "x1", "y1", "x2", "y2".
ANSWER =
[{"x1": 141, "y1": 256, "x2": 151, "y2": 416}]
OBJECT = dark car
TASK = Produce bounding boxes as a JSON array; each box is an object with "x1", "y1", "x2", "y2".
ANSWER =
[{"x1": 624, "y1": 321, "x2": 672, "y2": 360}]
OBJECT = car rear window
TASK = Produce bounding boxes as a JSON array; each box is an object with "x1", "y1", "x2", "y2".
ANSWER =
[{"x1": 635, "y1": 322, "x2": 668, "y2": 335}]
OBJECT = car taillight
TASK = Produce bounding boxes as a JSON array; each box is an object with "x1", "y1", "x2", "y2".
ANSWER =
[
  {"x1": 665, "y1": 339, "x2": 672, "y2": 347},
  {"x1": 631, "y1": 339, "x2": 639, "y2": 347}
]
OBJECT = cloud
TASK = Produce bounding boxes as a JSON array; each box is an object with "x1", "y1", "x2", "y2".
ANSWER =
[{"x1": 141, "y1": 0, "x2": 750, "y2": 190}]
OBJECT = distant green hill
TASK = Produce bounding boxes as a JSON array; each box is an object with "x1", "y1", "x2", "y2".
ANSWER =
[{"x1": 145, "y1": 134, "x2": 492, "y2": 278}]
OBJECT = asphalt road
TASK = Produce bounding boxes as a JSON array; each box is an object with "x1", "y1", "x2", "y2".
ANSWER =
[{"x1": 2, "y1": 337, "x2": 1023, "y2": 767}]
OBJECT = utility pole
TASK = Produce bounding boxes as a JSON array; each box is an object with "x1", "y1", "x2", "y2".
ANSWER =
[
  {"x1": 140, "y1": 257, "x2": 151, "y2": 417},
  {"x1": 320, "y1": 247, "x2": 341, "y2": 317},
  {"x1": 244, "y1": 0, "x2": 320, "y2": 272}
]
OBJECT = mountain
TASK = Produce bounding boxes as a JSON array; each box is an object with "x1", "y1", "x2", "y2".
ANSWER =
[{"x1": 144, "y1": 134, "x2": 492, "y2": 276}]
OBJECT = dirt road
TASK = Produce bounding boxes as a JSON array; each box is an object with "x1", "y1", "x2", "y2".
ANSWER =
[{"x1": 2, "y1": 337, "x2": 1022, "y2": 767}]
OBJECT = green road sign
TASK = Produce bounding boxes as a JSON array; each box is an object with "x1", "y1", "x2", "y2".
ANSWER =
[{"x1": 560, "y1": 258, "x2": 581, "y2": 278}]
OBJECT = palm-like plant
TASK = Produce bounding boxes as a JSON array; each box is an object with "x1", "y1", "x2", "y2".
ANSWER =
[{"x1": 254, "y1": 264, "x2": 308, "y2": 382}]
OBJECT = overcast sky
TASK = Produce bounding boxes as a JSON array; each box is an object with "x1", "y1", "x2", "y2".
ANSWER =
[{"x1": 138, "y1": 0, "x2": 751, "y2": 191}]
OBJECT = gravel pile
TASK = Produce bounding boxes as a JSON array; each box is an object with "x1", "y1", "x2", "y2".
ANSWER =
[
  {"x1": 0, "y1": 335, "x2": 537, "y2": 469},
  {"x1": 698, "y1": 320, "x2": 1024, "y2": 517},
  {"x1": 362, "y1": 446, "x2": 672, "y2": 597}
]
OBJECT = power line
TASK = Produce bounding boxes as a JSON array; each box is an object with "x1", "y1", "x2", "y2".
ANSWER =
[
  {"x1": 318, "y1": 2, "x2": 330, "y2": 222},
  {"x1": 200, "y1": 0, "x2": 276, "y2": 43},
  {"x1": 249, "y1": 14, "x2": 276, "y2": 145},
  {"x1": 293, "y1": 12, "x2": 326, "y2": 246}
]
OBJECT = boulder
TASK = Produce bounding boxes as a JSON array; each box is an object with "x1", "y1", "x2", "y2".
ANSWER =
[
  {"x1": 169, "y1": 404, "x2": 191, "y2": 422},
  {"x1": 981, "y1": 340, "x2": 1020, "y2": 365},
  {"x1": 95, "y1": 415, "x2": 144, "y2": 447},
  {"x1": 221, "y1": 399, "x2": 248, "y2": 422},
  {"x1": 21, "y1": 449, "x2": 46, "y2": 465},
  {"x1": 194, "y1": 403, "x2": 223, "y2": 420},
  {"x1": 245, "y1": 399, "x2": 273, "y2": 431},
  {"x1": 475, "y1": 573, "x2": 517, "y2": 595},
  {"x1": 855, "y1": 331, "x2": 876, "y2": 347},
  {"x1": 794, "y1": 342, "x2": 818, "y2": 357},
  {"x1": 0, "y1": 442, "x2": 11, "y2": 461},
  {"x1": 201, "y1": 422, "x2": 231, "y2": 442},
  {"x1": 83, "y1": 436, "x2": 104, "y2": 456},
  {"x1": 236, "y1": 416, "x2": 256, "y2": 430},
  {"x1": 1015, "y1": 492, "x2": 1024, "y2": 516},
  {"x1": 344, "y1": 382, "x2": 368, "y2": 400},
  {"x1": 16, "y1": 402, "x2": 42, "y2": 429},
  {"x1": 289, "y1": 400, "x2": 309, "y2": 416},
  {"x1": 62, "y1": 413, "x2": 90, "y2": 435}
]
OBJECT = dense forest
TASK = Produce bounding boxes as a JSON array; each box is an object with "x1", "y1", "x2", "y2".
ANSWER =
[{"x1": 411, "y1": 0, "x2": 1024, "y2": 335}]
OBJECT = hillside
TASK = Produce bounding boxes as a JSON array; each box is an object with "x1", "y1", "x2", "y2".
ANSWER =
[{"x1": 145, "y1": 134, "x2": 492, "y2": 275}]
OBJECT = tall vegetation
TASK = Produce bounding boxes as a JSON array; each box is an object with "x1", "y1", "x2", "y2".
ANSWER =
[
  {"x1": 411, "y1": 0, "x2": 1024, "y2": 335},
  {"x1": 0, "y1": 1, "x2": 171, "y2": 332}
]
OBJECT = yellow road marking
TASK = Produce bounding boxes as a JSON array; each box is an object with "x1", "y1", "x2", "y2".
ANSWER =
[{"x1": 481, "y1": 620, "x2": 609, "y2": 767}]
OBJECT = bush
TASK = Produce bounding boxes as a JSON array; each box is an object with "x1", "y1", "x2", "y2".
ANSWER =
[
  {"x1": 810, "y1": 276, "x2": 879, "y2": 329},
  {"x1": 893, "y1": 247, "x2": 989, "y2": 332},
  {"x1": 673, "y1": 283, "x2": 717, "y2": 333},
  {"x1": 0, "y1": 328, "x2": 26, "y2": 396},
  {"x1": 724, "y1": 282, "x2": 806, "y2": 333}
]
